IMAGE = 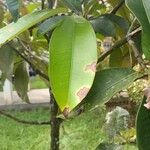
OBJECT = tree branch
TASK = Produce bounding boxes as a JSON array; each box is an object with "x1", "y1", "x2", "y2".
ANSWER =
[
  {"x1": 110, "y1": 0, "x2": 125, "y2": 14},
  {"x1": 127, "y1": 18, "x2": 146, "y2": 68},
  {"x1": 0, "y1": 110, "x2": 50, "y2": 125},
  {"x1": 97, "y1": 27, "x2": 142, "y2": 63},
  {"x1": 9, "y1": 42, "x2": 49, "y2": 81}
]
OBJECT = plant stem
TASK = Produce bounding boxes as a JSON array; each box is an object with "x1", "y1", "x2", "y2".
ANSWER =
[
  {"x1": 97, "y1": 27, "x2": 141, "y2": 63},
  {"x1": 50, "y1": 90, "x2": 62, "y2": 150},
  {"x1": 110, "y1": 0, "x2": 125, "y2": 14}
]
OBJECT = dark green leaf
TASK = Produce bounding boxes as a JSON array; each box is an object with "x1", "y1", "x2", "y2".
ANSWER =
[
  {"x1": 38, "y1": 16, "x2": 65, "y2": 35},
  {"x1": 126, "y1": 0, "x2": 150, "y2": 59},
  {"x1": 104, "y1": 14, "x2": 129, "y2": 32},
  {"x1": 6, "y1": 0, "x2": 21, "y2": 22},
  {"x1": 85, "y1": 68, "x2": 142, "y2": 109},
  {"x1": 142, "y1": 0, "x2": 150, "y2": 23},
  {"x1": 136, "y1": 96, "x2": 150, "y2": 150},
  {"x1": 62, "y1": 0, "x2": 82, "y2": 15},
  {"x1": 49, "y1": 16, "x2": 97, "y2": 113},
  {"x1": 90, "y1": 16, "x2": 116, "y2": 37},
  {"x1": 14, "y1": 62, "x2": 29, "y2": 103}
]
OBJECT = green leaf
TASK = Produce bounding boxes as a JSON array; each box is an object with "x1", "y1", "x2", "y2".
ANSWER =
[
  {"x1": 90, "y1": 16, "x2": 116, "y2": 37},
  {"x1": 104, "y1": 14, "x2": 129, "y2": 32},
  {"x1": 6, "y1": 0, "x2": 21, "y2": 22},
  {"x1": 62, "y1": 0, "x2": 82, "y2": 15},
  {"x1": 0, "y1": 44, "x2": 14, "y2": 79},
  {"x1": 136, "y1": 96, "x2": 150, "y2": 150},
  {"x1": 142, "y1": 0, "x2": 150, "y2": 23},
  {"x1": 0, "y1": 8, "x2": 67, "y2": 47},
  {"x1": 38, "y1": 16, "x2": 65, "y2": 35},
  {"x1": 126, "y1": 0, "x2": 150, "y2": 59},
  {"x1": 14, "y1": 62, "x2": 29, "y2": 103},
  {"x1": 85, "y1": 68, "x2": 141, "y2": 109},
  {"x1": 96, "y1": 142, "x2": 122, "y2": 150},
  {"x1": 49, "y1": 16, "x2": 97, "y2": 114}
]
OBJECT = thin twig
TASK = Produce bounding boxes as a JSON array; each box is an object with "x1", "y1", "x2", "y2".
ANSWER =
[
  {"x1": 110, "y1": 0, "x2": 125, "y2": 14},
  {"x1": 0, "y1": 110, "x2": 50, "y2": 125},
  {"x1": 97, "y1": 27, "x2": 142, "y2": 63},
  {"x1": 127, "y1": 18, "x2": 146, "y2": 68},
  {"x1": 9, "y1": 43, "x2": 49, "y2": 81}
]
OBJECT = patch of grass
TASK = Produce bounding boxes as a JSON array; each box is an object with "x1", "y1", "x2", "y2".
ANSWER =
[
  {"x1": 0, "y1": 108, "x2": 50, "y2": 150},
  {"x1": 29, "y1": 76, "x2": 47, "y2": 89},
  {"x1": 0, "y1": 107, "x2": 138, "y2": 150}
]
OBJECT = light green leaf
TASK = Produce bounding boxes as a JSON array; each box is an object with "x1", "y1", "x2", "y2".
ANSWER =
[
  {"x1": 6, "y1": 0, "x2": 21, "y2": 22},
  {"x1": 85, "y1": 68, "x2": 142, "y2": 109},
  {"x1": 136, "y1": 96, "x2": 150, "y2": 150},
  {"x1": 126, "y1": 0, "x2": 150, "y2": 59},
  {"x1": 14, "y1": 62, "x2": 29, "y2": 103},
  {"x1": 49, "y1": 16, "x2": 97, "y2": 114},
  {"x1": 0, "y1": 44, "x2": 14, "y2": 79},
  {"x1": 0, "y1": 8, "x2": 67, "y2": 47},
  {"x1": 38, "y1": 16, "x2": 65, "y2": 35}
]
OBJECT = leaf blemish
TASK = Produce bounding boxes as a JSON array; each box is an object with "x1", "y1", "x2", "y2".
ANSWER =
[
  {"x1": 85, "y1": 61, "x2": 97, "y2": 73},
  {"x1": 63, "y1": 107, "x2": 70, "y2": 118},
  {"x1": 77, "y1": 87, "x2": 90, "y2": 101}
]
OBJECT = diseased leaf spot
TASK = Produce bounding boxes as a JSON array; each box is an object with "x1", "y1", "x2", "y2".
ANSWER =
[
  {"x1": 77, "y1": 87, "x2": 90, "y2": 101},
  {"x1": 62, "y1": 107, "x2": 70, "y2": 118},
  {"x1": 85, "y1": 62, "x2": 97, "y2": 73}
]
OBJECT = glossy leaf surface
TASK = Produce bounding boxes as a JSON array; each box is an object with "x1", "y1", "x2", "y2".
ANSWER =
[{"x1": 49, "y1": 16, "x2": 97, "y2": 113}]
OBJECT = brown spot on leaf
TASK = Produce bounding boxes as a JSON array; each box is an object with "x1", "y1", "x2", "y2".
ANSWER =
[
  {"x1": 77, "y1": 87, "x2": 90, "y2": 101},
  {"x1": 85, "y1": 62, "x2": 97, "y2": 73},
  {"x1": 62, "y1": 107, "x2": 70, "y2": 118}
]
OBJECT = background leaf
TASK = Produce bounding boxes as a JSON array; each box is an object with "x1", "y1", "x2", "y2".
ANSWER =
[
  {"x1": 126, "y1": 0, "x2": 150, "y2": 59},
  {"x1": 0, "y1": 8, "x2": 67, "y2": 47},
  {"x1": 38, "y1": 16, "x2": 65, "y2": 35},
  {"x1": 85, "y1": 68, "x2": 142, "y2": 109},
  {"x1": 6, "y1": 0, "x2": 21, "y2": 22},
  {"x1": 136, "y1": 96, "x2": 150, "y2": 150},
  {"x1": 14, "y1": 62, "x2": 29, "y2": 103},
  {"x1": 142, "y1": 0, "x2": 150, "y2": 23},
  {"x1": 0, "y1": 44, "x2": 14, "y2": 79},
  {"x1": 62, "y1": 0, "x2": 82, "y2": 15},
  {"x1": 90, "y1": 16, "x2": 116, "y2": 37},
  {"x1": 49, "y1": 16, "x2": 97, "y2": 113}
]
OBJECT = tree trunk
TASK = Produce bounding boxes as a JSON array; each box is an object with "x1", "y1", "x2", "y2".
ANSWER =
[{"x1": 50, "y1": 91, "x2": 62, "y2": 150}]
